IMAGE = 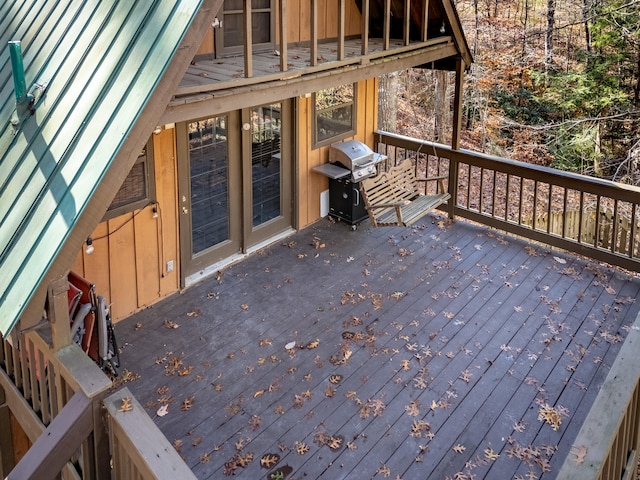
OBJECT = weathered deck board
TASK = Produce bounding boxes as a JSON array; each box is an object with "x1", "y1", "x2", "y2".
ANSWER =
[{"x1": 114, "y1": 215, "x2": 640, "y2": 479}]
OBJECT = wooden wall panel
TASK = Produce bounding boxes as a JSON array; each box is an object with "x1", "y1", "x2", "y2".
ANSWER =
[
  {"x1": 196, "y1": 26, "x2": 214, "y2": 56},
  {"x1": 133, "y1": 209, "x2": 160, "y2": 307},
  {"x1": 154, "y1": 129, "x2": 180, "y2": 298},
  {"x1": 107, "y1": 215, "x2": 138, "y2": 320},
  {"x1": 70, "y1": 128, "x2": 180, "y2": 323},
  {"x1": 297, "y1": 78, "x2": 378, "y2": 229}
]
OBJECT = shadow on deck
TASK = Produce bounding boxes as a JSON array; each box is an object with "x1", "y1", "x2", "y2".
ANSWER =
[{"x1": 114, "y1": 214, "x2": 640, "y2": 479}]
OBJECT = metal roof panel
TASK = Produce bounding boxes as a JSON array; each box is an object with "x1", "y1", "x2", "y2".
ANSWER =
[{"x1": 0, "y1": 0, "x2": 205, "y2": 336}]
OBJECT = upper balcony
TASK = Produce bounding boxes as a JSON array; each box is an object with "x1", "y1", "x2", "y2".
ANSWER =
[{"x1": 163, "y1": 0, "x2": 472, "y2": 123}]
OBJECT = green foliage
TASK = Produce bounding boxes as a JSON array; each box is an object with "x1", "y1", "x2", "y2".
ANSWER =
[{"x1": 547, "y1": 123, "x2": 603, "y2": 173}]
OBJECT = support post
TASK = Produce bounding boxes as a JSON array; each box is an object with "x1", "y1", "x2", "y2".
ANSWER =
[
  {"x1": 48, "y1": 275, "x2": 71, "y2": 353},
  {"x1": 451, "y1": 57, "x2": 465, "y2": 151}
]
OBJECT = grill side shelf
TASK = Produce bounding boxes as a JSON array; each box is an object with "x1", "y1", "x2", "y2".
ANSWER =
[{"x1": 312, "y1": 163, "x2": 351, "y2": 179}]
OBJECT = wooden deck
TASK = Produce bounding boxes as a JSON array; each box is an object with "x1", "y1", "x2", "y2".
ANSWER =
[
  {"x1": 174, "y1": 37, "x2": 433, "y2": 96},
  {"x1": 114, "y1": 214, "x2": 640, "y2": 479}
]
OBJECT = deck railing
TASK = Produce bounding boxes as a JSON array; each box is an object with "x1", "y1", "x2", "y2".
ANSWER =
[
  {"x1": 374, "y1": 130, "x2": 640, "y2": 480},
  {"x1": 1, "y1": 328, "x2": 194, "y2": 479},
  {"x1": 374, "y1": 130, "x2": 640, "y2": 273},
  {"x1": 0, "y1": 329, "x2": 112, "y2": 479}
]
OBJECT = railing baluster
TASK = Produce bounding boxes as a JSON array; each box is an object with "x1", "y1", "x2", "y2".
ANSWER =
[
  {"x1": 243, "y1": 0, "x2": 253, "y2": 77},
  {"x1": 310, "y1": 0, "x2": 318, "y2": 66},
  {"x1": 422, "y1": 0, "x2": 429, "y2": 42},
  {"x1": 404, "y1": 0, "x2": 411, "y2": 46},
  {"x1": 562, "y1": 188, "x2": 568, "y2": 239},
  {"x1": 612, "y1": 199, "x2": 619, "y2": 253},
  {"x1": 361, "y1": 0, "x2": 370, "y2": 54},
  {"x1": 383, "y1": 0, "x2": 391, "y2": 50},
  {"x1": 546, "y1": 183, "x2": 552, "y2": 234},
  {"x1": 630, "y1": 204, "x2": 637, "y2": 258},
  {"x1": 532, "y1": 180, "x2": 538, "y2": 231},
  {"x1": 338, "y1": 0, "x2": 345, "y2": 60},
  {"x1": 505, "y1": 174, "x2": 511, "y2": 221},
  {"x1": 595, "y1": 195, "x2": 601, "y2": 248},
  {"x1": 491, "y1": 171, "x2": 496, "y2": 217},
  {"x1": 279, "y1": 0, "x2": 288, "y2": 71}
]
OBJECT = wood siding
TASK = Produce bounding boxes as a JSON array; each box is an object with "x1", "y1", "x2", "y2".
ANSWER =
[
  {"x1": 298, "y1": 77, "x2": 378, "y2": 227},
  {"x1": 72, "y1": 78, "x2": 377, "y2": 321},
  {"x1": 71, "y1": 129, "x2": 180, "y2": 322}
]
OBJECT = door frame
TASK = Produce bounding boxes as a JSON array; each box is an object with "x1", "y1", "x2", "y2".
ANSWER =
[
  {"x1": 176, "y1": 100, "x2": 294, "y2": 286},
  {"x1": 215, "y1": 0, "x2": 276, "y2": 58}
]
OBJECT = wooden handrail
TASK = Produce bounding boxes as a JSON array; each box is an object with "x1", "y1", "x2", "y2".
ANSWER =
[
  {"x1": 105, "y1": 388, "x2": 198, "y2": 480},
  {"x1": 7, "y1": 390, "x2": 94, "y2": 480},
  {"x1": 374, "y1": 130, "x2": 640, "y2": 272}
]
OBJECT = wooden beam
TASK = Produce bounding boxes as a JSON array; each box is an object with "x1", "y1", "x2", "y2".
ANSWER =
[
  {"x1": 243, "y1": 0, "x2": 253, "y2": 77},
  {"x1": 310, "y1": 0, "x2": 318, "y2": 66},
  {"x1": 451, "y1": 57, "x2": 465, "y2": 150},
  {"x1": 7, "y1": 390, "x2": 93, "y2": 480},
  {"x1": 279, "y1": 0, "x2": 288, "y2": 71},
  {"x1": 361, "y1": 0, "x2": 369, "y2": 55},
  {"x1": 47, "y1": 274, "x2": 71, "y2": 353},
  {"x1": 383, "y1": 0, "x2": 391, "y2": 50},
  {"x1": 404, "y1": 0, "x2": 411, "y2": 46},
  {"x1": 337, "y1": 0, "x2": 345, "y2": 60},
  {"x1": 422, "y1": 0, "x2": 429, "y2": 42},
  {"x1": 164, "y1": 41, "x2": 460, "y2": 124}
]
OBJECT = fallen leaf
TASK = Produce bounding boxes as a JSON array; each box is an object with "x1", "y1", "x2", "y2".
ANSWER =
[
  {"x1": 260, "y1": 453, "x2": 280, "y2": 469},
  {"x1": 453, "y1": 444, "x2": 466, "y2": 454},
  {"x1": 605, "y1": 286, "x2": 616, "y2": 295},
  {"x1": 157, "y1": 404, "x2": 169, "y2": 417},
  {"x1": 484, "y1": 448, "x2": 499, "y2": 460},
  {"x1": 553, "y1": 256, "x2": 567, "y2": 264},
  {"x1": 240, "y1": 304, "x2": 249, "y2": 311},
  {"x1": 285, "y1": 341, "x2": 296, "y2": 350},
  {"x1": 118, "y1": 397, "x2": 133, "y2": 412},
  {"x1": 570, "y1": 444, "x2": 588, "y2": 464}
]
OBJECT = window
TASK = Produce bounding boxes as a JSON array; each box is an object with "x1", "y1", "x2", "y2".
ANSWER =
[
  {"x1": 103, "y1": 141, "x2": 155, "y2": 220},
  {"x1": 313, "y1": 83, "x2": 357, "y2": 147}
]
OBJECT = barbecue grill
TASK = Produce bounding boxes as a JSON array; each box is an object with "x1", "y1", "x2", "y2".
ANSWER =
[{"x1": 312, "y1": 140, "x2": 386, "y2": 228}]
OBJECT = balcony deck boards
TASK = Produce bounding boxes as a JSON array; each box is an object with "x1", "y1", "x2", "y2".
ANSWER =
[
  {"x1": 114, "y1": 215, "x2": 640, "y2": 479},
  {"x1": 179, "y1": 38, "x2": 409, "y2": 92}
]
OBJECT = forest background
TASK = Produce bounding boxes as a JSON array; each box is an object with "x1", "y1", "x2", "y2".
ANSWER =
[{"x1": 385, "y1": 0, "x2": 640, "y2": 183}]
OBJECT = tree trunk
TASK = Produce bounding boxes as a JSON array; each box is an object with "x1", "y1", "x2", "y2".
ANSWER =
[
  {"x1": 583, "y1": 0, "x2": 592, "y2": 54},
  {"x1": 378, "y1": 72, "x2": 398, "y2": 133},
  {"x1": 545, "y1": 0, "x2": 556, "y2": 70},
  {"x1": 434, "y1": 70, "x2": 448, "y2": 143}
]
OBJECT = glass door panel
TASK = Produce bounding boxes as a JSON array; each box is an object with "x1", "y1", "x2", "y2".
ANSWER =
[
  {"x1": 250, "y1": 105, "x2": 281, "y2": 227},
  {"x1": 189, "y1": 118, "x2": 229, "y2": 253}
]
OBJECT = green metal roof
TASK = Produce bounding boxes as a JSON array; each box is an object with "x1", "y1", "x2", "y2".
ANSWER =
[{"x1": 0, "y1": 0, "x2": 206, "y2": 337}]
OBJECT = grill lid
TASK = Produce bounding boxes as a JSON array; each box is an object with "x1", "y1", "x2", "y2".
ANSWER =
[{"x1": 329, "y1": 140, "x2": 375, "y2": 169}]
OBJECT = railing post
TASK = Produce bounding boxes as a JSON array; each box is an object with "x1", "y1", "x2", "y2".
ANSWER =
[
  {"x1": 451, "y1": 57, "x2": 465, "y2": 151},
  {"x1": 447, "y1": 150, "x2": 458, "y2": 220},
  {"x1": 48, "y1": 274, "x2": 71, "y2": 353}
]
